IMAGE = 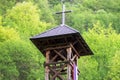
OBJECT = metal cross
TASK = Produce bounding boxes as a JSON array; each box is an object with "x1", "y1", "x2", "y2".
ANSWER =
[{"x1": 56, "y1": 1, "x2": 72, "y2": 25}]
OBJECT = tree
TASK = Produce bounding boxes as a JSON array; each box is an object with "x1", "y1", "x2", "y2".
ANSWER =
[
  {"x1": 33, "y1": 0, "x2": 55, "y2": 24},
  {"x1": 105, "y1": 51, "x2": 120, "y2": 80},
  {"x1": 0, "y1": 14, "x2": 44, "y2": 80},
  {"x1": 0, "y1": 25, "x2": 20, "y2": 80},
  {"x1": 0, "y1": 0, "x2": 16, "y2": 15},
  {"x1": 78, "y1": 22, "x2": 120, "y2": 79},
  {"x1": 3, "y1": 2, "x2": 49, "y2": 39},
  {"x1": 0, "y1": 43, "x2": 19, "y2": 80},
  {"x1": 0, "y1": 26, "x2": 44, "y2": 80}
]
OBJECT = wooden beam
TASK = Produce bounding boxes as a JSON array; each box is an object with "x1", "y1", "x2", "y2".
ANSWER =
[
  {"x1": 76, "y1": 56, "x2": 78, "y2": 80},
  {"x1": 51, "y1": 64, "x2": 67, "y2": 80},
  {"x1": 50, "y1": 50, "x2": 63, "y2": 62},
  {"x1": 44, "y1": 43, "x2": 69, "y2": 50},
  {"x1": 76, "y1": 37, "x2": 88, "y2": 53},
  {"x1": 49, "y1": 67, "x2": 64, "y2": 80},
  {"x1": 66, "y1": 47, "x2": 72, "y2": 60},
  {"x1": 45, "y1": 60, "x2": 69, "y2": 66},
  {"x1": 45, "y1": 51, "x2": 50, "y2": 80},
  {"x1": 71, "y1": 55, "x2": 77, "y2": 61},
  {"x1": 44, "y1": 45, "x2": 70, "y2": 51},
  {"x1": 73, "y1": 40, "x2": 78, "y2": 45},
  {"x1": 54, "y1": 50, "x2": 67, "y2": 60},
  {"x1": 66, "y1": 47, "x2": 72, "y2": 80},
  {"x1": 70, "y1": 43, "x2": 80, "y2": 57},
  {"x1": 50, "y1": 54, "x2": 58, "y2": 62},
  {"x1": 38, "y1": 35, "x2": 73, "y2": 41}
]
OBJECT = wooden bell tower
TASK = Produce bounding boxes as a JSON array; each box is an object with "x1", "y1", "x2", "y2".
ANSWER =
[{"x1": 30, "y1": 1, "x2": 93, "y2": 80}]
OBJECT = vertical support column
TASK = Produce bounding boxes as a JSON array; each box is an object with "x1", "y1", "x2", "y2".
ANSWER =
[
  {"x1": 66, "y1": 47, "x2": 72, "y2": 80},
  {"x1": 76, "y1": 56, "x2": 78, "y2": 80},
  {"x1": 45, "y1": 50, "x2": 50, "y2": 80}
]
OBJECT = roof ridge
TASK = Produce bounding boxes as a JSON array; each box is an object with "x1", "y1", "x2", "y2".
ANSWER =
[{"x1": 64, "y1": 24, "x2": 79, "y2": 33}]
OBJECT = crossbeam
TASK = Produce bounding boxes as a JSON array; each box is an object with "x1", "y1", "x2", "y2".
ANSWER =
[
  {"x1": 51, "y1": 64, "x2": 67, "y2": 79},
  {"x1": 70, "y1": 43, "x2": 80, "y2": 57},
  {"x1": 44, "y1": 60, "x2": 69, "y2": 66},
  {"x1": 49, "y1": 67, "x2": 64, "y2": 80},
  {"x1": 44, "y1": 45, "x2": 70, "y2": 51},
  {"x1": 54, "y1": 50, "x2": 67, "y2": 60},
  {"x1": 44, "y1": 44, "x2": 80, "y2": 80},
  {"x1": 50, "y1": 50, "x2": 63, "y2": 62}
]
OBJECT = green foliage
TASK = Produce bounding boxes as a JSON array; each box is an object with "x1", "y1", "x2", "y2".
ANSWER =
[
  {"x1": 82, "y1": 0, "x2": 120, "y2": 12},
  {"x1": 0, "y1": 0, "x2": 37, "y2": 15},
  {"x1": 106, "y1": 51, "x2": 120, "y2": 80},
  {"x1": 33, "y1": 0, "x2": 55, "y2": 24},
  {"x1": 0, "y1": 25, "x2": 19, "y2": 80},
  {"x1": 0, "y1": 0, "x2": 16, "y2": 15},
  {"x1": 0, "y1": 2, "x2": 46, "y2": 79},
  {"x1": 0, "y1": 26, "x2": 20, "y2": 42},
  {"x1": 0, "y1": 43, "x2": 19, "y2": 80},
  {"x1": 80, "y1": 22, "x2": 120, "y2": 80},
  {"x1": 0, "y1": 16, "x2": 2, "y2": 25},
  {"x1": 48, "y1": 0, "x2": 72, "y2": 6},
  {"x1": 48, "y1": 0, "x2": 60, "y2": 6},
  {"x1": 0, "y1": 25, "x2": 43, "y2": 80},
  {"x1": 0, "y1": 16, "x2": 20, "y2": 42},
  {"x1": 78, "y1": 57, "x2": 98, "y2": 80},
  {"x1": 69, "y1": 7, "x2": 120, "y2": 33},
  {"x1": 0, "y1": 40, "x2": 42, "y2": 80},
  {"x1": 4, "y1": 2, "x2": 49, "y2": 39},
  {"x1": 0, "y1": 0, "x2": 120, "y2": 80},
  {"x1": 4, "y1": 40, "x2": 41, "y2": 80},
  {"x1": 50, "y1": 0, "x2": 120, "y2": 33}
]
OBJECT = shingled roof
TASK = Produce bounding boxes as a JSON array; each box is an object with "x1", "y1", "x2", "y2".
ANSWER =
[
  {"x1": 31, "y1": 25, "x2": 79, "y2": 39},
  {"x1": 30, "y1": 25, "x2": 93, "y2": 57}
]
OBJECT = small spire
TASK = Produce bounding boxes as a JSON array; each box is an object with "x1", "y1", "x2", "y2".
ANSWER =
[
  {"x1": 56, "y1": 0, "x2": 72, "y2": 25},
  {"x1": 62, "y1": 3, "x2": 65, "y2": 25}
]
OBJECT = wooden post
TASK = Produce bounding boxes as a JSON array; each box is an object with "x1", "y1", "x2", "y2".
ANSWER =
[
  {"x1": 76, "y1": 56, "x2": 78, "y2": 80},
  {"x1": 66, "y1": 47, "x2": 72, "y2": 80},
  {"x1": 45, "y1": 50, "x2": 50, "y2": 80}
]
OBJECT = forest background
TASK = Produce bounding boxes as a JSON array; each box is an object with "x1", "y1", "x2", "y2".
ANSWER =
[{"x1": 0, "y1": 0, "x2": 120, "y2": 80}]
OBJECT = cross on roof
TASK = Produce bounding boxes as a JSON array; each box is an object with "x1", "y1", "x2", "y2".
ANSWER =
[{"x1": 56, "y1": 1, "x2": 72, "y2": 25}]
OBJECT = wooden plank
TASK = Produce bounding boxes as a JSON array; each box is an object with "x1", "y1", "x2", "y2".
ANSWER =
[
  {"x1": 51, "y1": 64, "x2": 67, "y2": 80},
  {"x1": 71, "y1": 55, "x2": 77, "y2": 61},
  {"x1": 73, "y1": 40, "x2": 78, "y2": 45},
  {"x1": 43, "y1": 42, "x2": 68, "y2": 49},
  {"x1": 50, "y1": 50, "x2": 63, "y2": 62},
  {"x1": 76, "y1": 37, "x2": 87, "y2": 53},
  {"x1": 45, "y1": 51, "x2": 50, "y2": 80},
  {"x1": 66, "y1": 47, "x2": 72, "y2": 60},
  {"x1": 66, "y1": 47, "x2": 72, "y2": 80},
  {"x1": 44, "y1": 45, "x2": 70, "y2": 51},
  {"x1": 38, "y1": 35, "x2": 73, "y2": 41},
  {"x1": 49, "y1": 67, "x2": 64, "y2": 80},
  {"x1": 45, "y1": 60, "x2": 69, "y2": 66},
  {"x1": 50, "y1": 71, "x2": 67, "y2": 75},
  {"x1": 70, "y1": 43, "x2": 80, "y2": 57},
  {"x1": 50, "y1": 54, "x2": 58, "y2": 62},
  {"x1": 76, "y1": 56, "x2": 78, "y2": 80}
]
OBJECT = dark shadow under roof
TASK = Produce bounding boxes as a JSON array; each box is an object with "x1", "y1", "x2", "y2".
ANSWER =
[{"x1": 30, "y1": 25, "x2": 93, "y2": 57}]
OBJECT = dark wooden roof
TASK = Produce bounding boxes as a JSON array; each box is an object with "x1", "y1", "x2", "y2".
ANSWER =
[
  {"x1": 30, "y1": 25, "x2": 93, "y2": 58},
  {"x1": 31, "y1": 25, "x2": 79, "y2": 39}
]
